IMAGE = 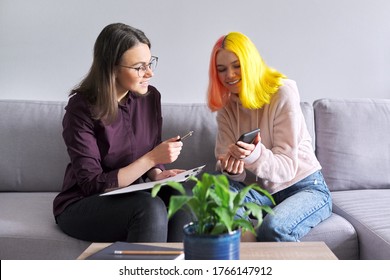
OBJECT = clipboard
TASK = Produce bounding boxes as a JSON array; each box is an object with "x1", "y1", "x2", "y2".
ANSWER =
[{"x1": 101, "y1": 165, "x2": 205, "y2": 196}]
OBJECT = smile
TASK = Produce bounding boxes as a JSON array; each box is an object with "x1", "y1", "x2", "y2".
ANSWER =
[{"x1": 227, "y1": 79, "x2": 241, "y2": 85}]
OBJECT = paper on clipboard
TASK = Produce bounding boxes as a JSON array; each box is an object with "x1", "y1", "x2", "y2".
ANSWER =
[{"x1": 101, "y1": 165, "x2": 205, "y2": 196}]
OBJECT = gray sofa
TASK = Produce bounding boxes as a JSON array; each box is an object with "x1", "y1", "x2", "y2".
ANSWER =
[{"x1": 1, "y1": 98, "x2": 389, "y2": 260}]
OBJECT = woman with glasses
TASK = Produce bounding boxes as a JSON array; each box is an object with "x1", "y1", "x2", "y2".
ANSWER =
[
  {"x1": 53, "y1": 23, "x2": 188, "y2": 243},
  {"x1": 207, "y1": 32, "x2": 332, "y2": 242}
]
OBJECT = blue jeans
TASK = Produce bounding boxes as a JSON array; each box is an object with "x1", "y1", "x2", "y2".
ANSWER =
[{"x1": 228, "y1": 170, "x2": 332, "y2": 241}]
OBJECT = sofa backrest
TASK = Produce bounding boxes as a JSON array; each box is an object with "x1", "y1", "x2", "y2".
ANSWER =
[
  {"x1": 0, "y1": 100, "x2": 219, "y2": 192},
  {"x1": 0, "y1": 100, "x2": 315, "y2": 193},
  {"x1": 314, "y1": 98, "x2": 390, "y2": 192},
  {"x1": 0, "y1": 100, "x2": 68, "y2": 192},
  {"x1": 4, "y1": 98, "x2": 387, "y2": 193},
  {"x1": 300, "y1": 102, "x2": 315, "y2": 150},
  {"x1": 161, "y1": 104, "x2": 218, "y2": 173}
]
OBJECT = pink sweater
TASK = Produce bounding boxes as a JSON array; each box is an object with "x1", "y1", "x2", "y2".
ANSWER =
[{"x1": 215, "y1": 79, "x2": 321, "y2": 194}]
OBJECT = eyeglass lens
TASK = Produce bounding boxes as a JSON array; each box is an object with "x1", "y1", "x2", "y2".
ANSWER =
[{"x1": 138, "y1": 57, "x2": 158, "y2": 77}]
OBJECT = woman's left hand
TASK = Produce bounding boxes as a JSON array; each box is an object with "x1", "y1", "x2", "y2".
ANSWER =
[
  {"x1": 152, "y1": 169, "x2": 186, "y2": 181},
  {"x1": 219, "y1": 154, "x2": 244, "y2": 175}
]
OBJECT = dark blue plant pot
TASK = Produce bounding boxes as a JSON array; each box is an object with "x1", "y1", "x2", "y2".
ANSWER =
[{"x1": 183, "y1": 223, "x2": 241, "y2": 260}]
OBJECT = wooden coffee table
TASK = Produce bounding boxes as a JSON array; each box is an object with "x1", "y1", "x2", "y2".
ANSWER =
[{"x1": 78, "y1": 241, "x2": 337, "y2": 260}]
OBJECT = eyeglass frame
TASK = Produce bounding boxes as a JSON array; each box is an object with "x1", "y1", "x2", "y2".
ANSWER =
[{"x1": 118, "y1": 56, "x2": 158, "y2": 77}]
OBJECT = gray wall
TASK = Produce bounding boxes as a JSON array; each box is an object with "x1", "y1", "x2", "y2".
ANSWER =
[{"x1": 1, "y1": 0, "x2": 389, "y2": 104}]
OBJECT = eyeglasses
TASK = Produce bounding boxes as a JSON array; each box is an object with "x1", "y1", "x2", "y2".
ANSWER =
[{"x1": 119, "y1": 56, "x2": 158, "y2": 77}]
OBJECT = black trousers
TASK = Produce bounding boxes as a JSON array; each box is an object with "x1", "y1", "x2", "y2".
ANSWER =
[
  {"x1": 156, "y1": 185, "x2": 193, "y2": 242},
  {"x1": 56, "y1": 188, "x2": 192, "y2": 243}
]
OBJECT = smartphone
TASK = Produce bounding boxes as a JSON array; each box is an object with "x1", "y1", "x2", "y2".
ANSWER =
[{"x1": 237, "y1": 128, "x2": 260, "y2": 144}]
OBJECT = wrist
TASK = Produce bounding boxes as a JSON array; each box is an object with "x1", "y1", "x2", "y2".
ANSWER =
[{"x1": 224, "y1": 170, "x2": 238, "y2": 175}]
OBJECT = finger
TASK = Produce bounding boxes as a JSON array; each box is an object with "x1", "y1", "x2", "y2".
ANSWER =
[
  {"x1": 220, "y1": 154, "x2": 230, "y2": 169},
  {"x1": 163, "y1": 171, "x2": 175, "y2": 178},
  {"x1": 235, "y1": 141, "x2": 246, "y2": 149},
  {"x1": 168, "y1": 169, "x2": 182, "y2": 176},
  {"x1": 165, "y1": 136, "x2": 181, "y2": 142},
  {"x1": 237, "y1": 146, "x2": 248, "y2": 158},
  {"x1": 237, "y1": 161, "x2": 245, "y2": 173},
  {"x1": 171, "y1": 169, "x2": 186, "y2": 174},
  {"x1": 232, "y1": 159, "x2": 241, "y2": 173},
  {"x1": 167, "y1": 142, "x2": 183, "y2": 151},
  {"x1": 232, "y1": 146, "x2": 247, "y2": 159},
  {"x1": 253, "y1": 133, "x2": 261, "y2": 145},
  {"x1": 226, "y1": 156, "x2": 236, "y2": 173}
]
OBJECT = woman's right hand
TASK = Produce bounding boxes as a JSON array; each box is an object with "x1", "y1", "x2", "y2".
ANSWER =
[
  {"x1": 148, "y1": 136, "x2": 183, "y2": 165},
  {"x1": 219, "y1": 154, "x2": 245, "y2": 175},
  {"x1": 118, "y1": 136, "x2": 183, "y2": 188}
]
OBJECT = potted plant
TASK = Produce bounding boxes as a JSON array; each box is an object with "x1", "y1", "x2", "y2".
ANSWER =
[{"x1": 151, "y1": 172, "x2": 274, "y2": 260}]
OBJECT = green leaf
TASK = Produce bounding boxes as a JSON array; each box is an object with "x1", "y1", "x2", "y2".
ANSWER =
[
  {"x1": 151, "y1": 183, "x2": 163, "y2": 197},
  {"x1": 249, "y1": 184, "x2": 276, "y2": 205},
  {"x1": 243, "y1": 202, "x2": 265, "y2": 228},
  {"x1": 167, "y1": 195, "x2": 192, "y2": 219},
  {"x1": 151, "y1": 181, "x2": 187, "y2": 197},
  {"x1": 208, "y1": 187, "x2": 222, "y2": 206},
  {"x1": 210, "y1": 223, "x2": 228, "y2": 235},
  {"x1": 191, "y1": 175, "x2": 210, "y2": 203},
  {"x1": 213, "y1": 207, "x2": 233, "y2": 233},
  {"x1": 164, "y1": 181, "x2": 187, "y2": 195},
  {"x1": 232, "y1": 185, "x2": 253, "y2": 207},
  {"x1": 213, "y1": 174, "x2": 230, "y2": 186},
  {"x1": 150, "y1": 172, "x2": 275, "y2": 236},
  {"x1": 186, "y1": 196, "x2": 202, "y2": 219},
  {"x1": 233, "y1": 219, "x2": 256, "y2": 235}
]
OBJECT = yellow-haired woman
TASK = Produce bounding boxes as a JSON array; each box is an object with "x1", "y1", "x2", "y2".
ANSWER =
[{"x1": 207, "y1": 32, "x2": 332, "y2": 242}]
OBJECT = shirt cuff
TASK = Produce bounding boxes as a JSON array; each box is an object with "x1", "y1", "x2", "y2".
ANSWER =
[
  {"x1": 217, "y1": 160, "x2": 246, "y2": 182},
  {"x1": 104, "y1": 169, "x2": 120, "y2": 190}
]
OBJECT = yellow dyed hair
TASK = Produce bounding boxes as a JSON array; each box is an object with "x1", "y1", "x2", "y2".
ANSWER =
[{"x1": 207, "y1": 32, "x2": 286, "y2": 111}]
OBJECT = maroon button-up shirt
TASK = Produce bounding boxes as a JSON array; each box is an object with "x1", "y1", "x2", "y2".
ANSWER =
[{"x1": 53, "y1": 86, "x2": 164, "y2": 217}]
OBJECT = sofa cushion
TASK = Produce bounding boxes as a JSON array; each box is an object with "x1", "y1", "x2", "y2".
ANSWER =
[
  {"x1": 301, "y1": 213, "x2": 358, "y2": 259},
  {"x1": 332, "y1": 189, "x2": 390, "y2": 259},
  {"x1": 0, "y1": 192, "x2": 90, "y2": 259},
  {"x1": 314, "y1": 98, "x2": 390, "y2": 191}
]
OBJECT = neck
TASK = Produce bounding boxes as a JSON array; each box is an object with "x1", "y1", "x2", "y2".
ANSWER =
[{"x1": 117, "y1": 91, "x2": 128, "y2": 102}]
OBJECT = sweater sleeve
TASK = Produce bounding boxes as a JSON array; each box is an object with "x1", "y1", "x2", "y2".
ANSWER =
[{"x1": 244, "y1": 82, "x2": 302, "y2": 184}]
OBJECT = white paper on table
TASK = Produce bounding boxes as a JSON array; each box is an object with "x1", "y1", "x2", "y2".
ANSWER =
[{"x1": 100, "y1": 165, "x2": 205, "y2": 196}]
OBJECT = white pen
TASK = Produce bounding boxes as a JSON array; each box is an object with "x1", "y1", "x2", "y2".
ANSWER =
[
  {"x1": 177, "y1": 130, "x2": 194, "y2": 141},
  {"x1": 114, "y1": 250, "x2": 184, "y2": 255}
]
